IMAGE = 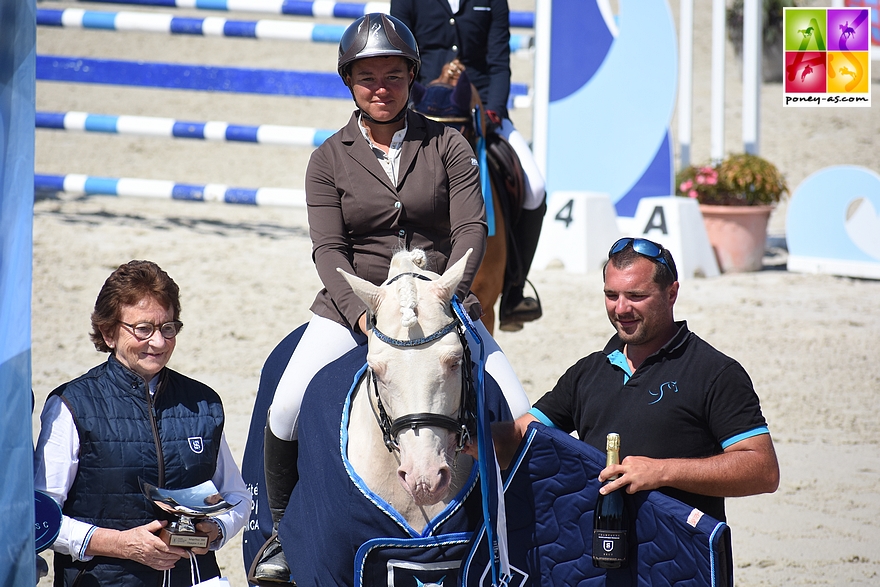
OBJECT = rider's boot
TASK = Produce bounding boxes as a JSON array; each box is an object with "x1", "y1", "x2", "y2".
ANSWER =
[
  {"x1": 499, "y1": 201, "x2": 546, "y2": 332},
  {"x1": 251, "y1": 426, "x2": 299, "y2": 584}
]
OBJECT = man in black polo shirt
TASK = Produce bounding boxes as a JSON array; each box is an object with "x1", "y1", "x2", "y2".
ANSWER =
[{"x1": 492, "y1": 238, "x2": 780, "y2": 521}]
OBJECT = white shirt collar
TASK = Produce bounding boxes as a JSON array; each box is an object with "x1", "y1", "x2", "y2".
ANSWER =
[{"x1": 357, "y1": 113, "x2": 408, "y2": 185}]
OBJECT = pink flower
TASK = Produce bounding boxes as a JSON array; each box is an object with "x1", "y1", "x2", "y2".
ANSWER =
[
  {"x1": 680, "y1": 180, "x2": 693, "y2": 192},
  {"x1": 687, "y1": 189, "x2": 698, "y2": 199}
]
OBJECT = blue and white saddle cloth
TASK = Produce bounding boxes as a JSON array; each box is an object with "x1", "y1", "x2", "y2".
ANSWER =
[{"x1": 241, "y1": 324, "x2": 512, "y2": 587}]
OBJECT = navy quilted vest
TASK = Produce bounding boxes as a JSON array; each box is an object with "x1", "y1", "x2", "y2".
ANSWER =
[{"x1": 53, "y1": 356, "x2": 224, "y2": 587}]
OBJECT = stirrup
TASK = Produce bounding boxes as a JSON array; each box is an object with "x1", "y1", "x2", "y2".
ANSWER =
[
  {"x1": 499, "y1": 280, "x2": 542, "y2": 331},
  {"x1": 248, "y1": 533, "x2": 296, "y2": 586}
]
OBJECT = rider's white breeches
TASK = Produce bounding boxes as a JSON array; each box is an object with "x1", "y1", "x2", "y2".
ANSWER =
[
  {"x1": 267, "y1": 313, "x2": 531, "y2": 441},
  {"x1": 495, "y1": 118, "x2": 546, "y2": 211}
]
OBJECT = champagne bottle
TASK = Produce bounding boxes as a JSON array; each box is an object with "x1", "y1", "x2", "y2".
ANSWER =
[{"x1": 592, "y1": 432, "x2": 629, "y2": 568}]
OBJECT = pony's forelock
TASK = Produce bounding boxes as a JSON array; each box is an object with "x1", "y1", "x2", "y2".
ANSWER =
[
  {"x1": 389, "y1": 249, "x2": 427, "y2": 329},
  {"x1": 397, "y1": 275, "x2": 419, "y2": 328}
]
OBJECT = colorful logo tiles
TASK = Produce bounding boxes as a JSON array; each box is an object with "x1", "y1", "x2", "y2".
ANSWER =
[{"x1": 783, "y1": 6, "x2": 872, "y2": 107}]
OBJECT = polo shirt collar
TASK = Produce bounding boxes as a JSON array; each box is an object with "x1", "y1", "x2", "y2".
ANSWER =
[{"x1": 603, "y1": 320, "x2": 691, "y2": 365}]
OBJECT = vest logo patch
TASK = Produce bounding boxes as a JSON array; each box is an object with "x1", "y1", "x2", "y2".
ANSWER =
[{"x1": 188, "y1": 437, "x2": 204, "y2": 454}]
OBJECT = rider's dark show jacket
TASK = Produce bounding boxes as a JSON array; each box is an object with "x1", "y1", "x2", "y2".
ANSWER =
[{"x1": 392, "y1": 0, "x2": 512, "y2": 118}]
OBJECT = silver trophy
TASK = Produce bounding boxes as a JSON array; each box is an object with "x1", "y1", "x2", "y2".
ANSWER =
[{"x1": 140, "y1": 479, "x2": 239, "y2": 549}]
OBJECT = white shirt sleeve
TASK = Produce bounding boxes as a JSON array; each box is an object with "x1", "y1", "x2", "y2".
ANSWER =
[
  {"x1": 209, "y1": 433, "x2": 253, "y2": 550},
  {"x1": 33, "y1": 395, "x2": 97, "y2": 561}
]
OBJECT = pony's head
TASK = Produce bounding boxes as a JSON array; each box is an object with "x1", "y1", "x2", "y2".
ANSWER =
[{"x1": 338, "y1": 249, "x2": 472, "y2": 506}]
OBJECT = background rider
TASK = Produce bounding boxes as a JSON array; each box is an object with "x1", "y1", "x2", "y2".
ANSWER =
[{"x1": 391, "y1": 0, "x2": 547, "y2": 332}]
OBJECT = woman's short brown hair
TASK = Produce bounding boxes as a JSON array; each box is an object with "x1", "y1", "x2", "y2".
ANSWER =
[{"x1": 90, "y1": 260, "x2": 181, "y2": 353}]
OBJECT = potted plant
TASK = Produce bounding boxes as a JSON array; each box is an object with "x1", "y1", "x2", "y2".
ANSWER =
[{"x1": 676, "y1": 153, "x2": 788, "y2": 272}]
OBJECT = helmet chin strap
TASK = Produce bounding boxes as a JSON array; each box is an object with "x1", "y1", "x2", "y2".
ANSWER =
[{"x1": 359, "y1": 105, "x2": 408, "y2": 125}]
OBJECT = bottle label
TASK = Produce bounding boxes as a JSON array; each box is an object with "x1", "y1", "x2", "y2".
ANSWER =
[{"x1": 592, "y1": 529, "x2": 627, "y2": 563}]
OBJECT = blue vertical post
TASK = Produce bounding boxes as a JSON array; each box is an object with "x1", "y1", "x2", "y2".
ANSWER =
[
  {"x1": 533, "y1": 0, "x2": 678, "y2": 218},
  {"x1": 0, "y1": 0, "x2": 37, "y2": 584}
]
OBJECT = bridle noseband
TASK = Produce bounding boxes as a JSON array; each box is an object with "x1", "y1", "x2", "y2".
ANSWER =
[{"x1": 366, "y1": 272, "x2": 477, "y2": 454}]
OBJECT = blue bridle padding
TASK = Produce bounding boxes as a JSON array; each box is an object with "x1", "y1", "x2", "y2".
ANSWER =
[{"x1": 451, "y1": 297, "x2": 510, "y2": 586}]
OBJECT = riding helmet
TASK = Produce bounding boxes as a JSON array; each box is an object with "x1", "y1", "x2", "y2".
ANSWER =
[{"x1": 337, "y1": 13, "x2": 420, "y2": 82}]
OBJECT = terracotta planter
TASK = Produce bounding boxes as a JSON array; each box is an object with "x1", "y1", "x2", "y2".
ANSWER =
[{"x1": 699, "y1": 204, "x2": 773, "y2": 273}]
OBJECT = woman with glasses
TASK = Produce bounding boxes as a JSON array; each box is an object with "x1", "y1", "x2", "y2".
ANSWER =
[{"x1": 33, "y1": 260, "x2": 252, "y2": 587}]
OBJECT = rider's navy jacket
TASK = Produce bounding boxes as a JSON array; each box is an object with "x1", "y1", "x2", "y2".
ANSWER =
[
  {"x1": 392, "y1": 0, "x2": 512, "y2": 118},
  {"x1": 51, "y1": 355, "x2": 225, "y2": 587}
]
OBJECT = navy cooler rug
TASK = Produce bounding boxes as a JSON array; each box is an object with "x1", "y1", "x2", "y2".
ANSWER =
[
  {"x1": 461, "y1": 423, "x2": 733, "y2": 587},
  {"x1": 240, "y1": 324, "x2": 307, "y2": 571}
]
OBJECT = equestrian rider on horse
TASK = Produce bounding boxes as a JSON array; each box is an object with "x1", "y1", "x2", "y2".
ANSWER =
[{"x1": 251, "y1": 14, "x2": 529, "y2": 583}]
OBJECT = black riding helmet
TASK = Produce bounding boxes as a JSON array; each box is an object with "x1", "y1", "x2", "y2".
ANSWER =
[{"x1": 338, "y1": 13, "x2": 421, "y2": 125}]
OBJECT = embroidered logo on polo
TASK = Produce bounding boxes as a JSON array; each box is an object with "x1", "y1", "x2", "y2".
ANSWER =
[
  {"x1": 188, "y1": 437, "x2": 204, "y2": 454},
  {"x1": 648, "y1": 381, "x2": 679, "y2": 405}
]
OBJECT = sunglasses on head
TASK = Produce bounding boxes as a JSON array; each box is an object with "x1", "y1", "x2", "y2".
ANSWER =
[{"x1": 608, "y1": 237, "x2": 678, "y2": 281}]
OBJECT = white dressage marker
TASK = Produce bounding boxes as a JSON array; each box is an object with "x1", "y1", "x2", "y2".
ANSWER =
[
  {"x1": 627, "y1": 196, "x2": 720, "y2": 279},
  {"x1": 532, "y1": 191, "x2": 621, "y2": 274}
]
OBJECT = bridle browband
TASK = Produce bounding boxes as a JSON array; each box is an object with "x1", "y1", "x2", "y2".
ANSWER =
[{"x1": 366, "y1": 272, "x2": 477, "y2": 453}]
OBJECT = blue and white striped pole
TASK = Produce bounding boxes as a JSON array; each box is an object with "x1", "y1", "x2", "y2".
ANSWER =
[
  {"x1": 82, "y1": 0, "x2": 536, "y2": 28},
  {"x1": 36, "y1": 8, "x2": 534, "y2": 51},
  {"x1": 36, "y1": 111, "x2": 335, "y2": 147},
  {"x1": 35, "y1": 173, "x2": 306, "y2": 207}
]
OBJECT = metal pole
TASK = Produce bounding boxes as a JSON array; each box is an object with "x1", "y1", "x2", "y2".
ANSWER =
[
  {"x1": 532, "y1": 0, "x2": 552, "y2": 178},
  {"x1": 677, "y1": 0, "x2": 694, "y2": 168},
  {"x1": 742, "y1": 0, "x2": 762, "y2": 154},
  {"x1": 710, "y1": 0, "x2": 726, "y2": 162}
]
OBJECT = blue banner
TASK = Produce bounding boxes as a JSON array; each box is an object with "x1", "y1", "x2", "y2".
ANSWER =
[{"x1": 0, "y1": 0, "x2": 37, "y2": 584}]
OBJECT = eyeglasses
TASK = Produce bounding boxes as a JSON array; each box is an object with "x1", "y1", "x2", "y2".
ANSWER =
[
  {"x1": 118, "y1": 320, "x2": 183, "y2": 341},
  {"x1": 608, "y1": 237, "x2": 678, "y2": 280}
]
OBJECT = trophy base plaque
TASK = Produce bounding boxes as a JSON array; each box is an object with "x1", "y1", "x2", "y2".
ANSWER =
[{"x1": 161, "y1": 527, "x2": 210, "y2": 549}]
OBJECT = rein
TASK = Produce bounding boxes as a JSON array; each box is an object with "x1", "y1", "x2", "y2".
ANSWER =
[{"x1": 365, "y1": 272, "x2": 477, "y2": 453}]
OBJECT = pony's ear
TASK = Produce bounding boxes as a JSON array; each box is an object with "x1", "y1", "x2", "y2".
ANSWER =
[
  {"x1": 431, "y1": 249, "x2": 472, "y2": 302},
  {"x1": 410, "y1": 82, "x2": 427, "y2": 109},
  {"x1": 450, "y1": 71, "x2": 471, "y2": 113},
  {"x1": 337, "y1": 268, "x2": 382, "y2": 314}
]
